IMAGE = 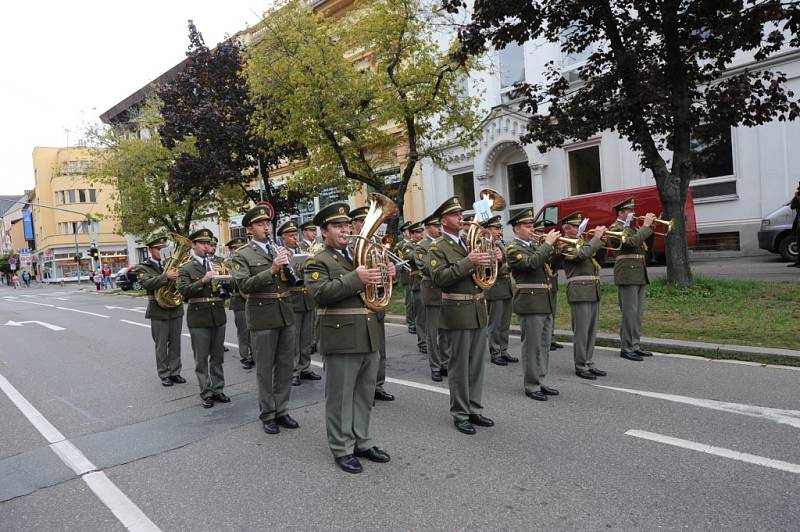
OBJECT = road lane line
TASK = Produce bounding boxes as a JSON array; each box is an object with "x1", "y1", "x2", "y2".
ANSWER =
[
  {"x1": 625, "y1": 429, "x2": 800, "y2": 475},
  {"x1": 55, "y1": 306, "x2": 109, "y2": 318},
  {"x1": 308, "y1": 360, "x2": 450, "y2": 395},
  {"x1": 9, "y1": 300, "x2": 56, "y2": 307},
  {"x1": 0, "y1": 371, "x2": 161, "y2": 531},
  {"x1": 121, "y1": 319, "x2": 151, "y2": 328},
  {"x1": 595, "y1": 385, "x2": 800, "y2": 429}
]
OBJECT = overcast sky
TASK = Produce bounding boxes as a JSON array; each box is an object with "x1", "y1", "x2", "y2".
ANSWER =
[{"x1": 0, "y1": 1, "x2": 269, "y2": 195}]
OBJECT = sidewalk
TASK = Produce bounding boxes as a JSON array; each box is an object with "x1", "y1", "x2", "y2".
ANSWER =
[{"x1": 384, "y1": 314, "x2": 800, "y2": 362}]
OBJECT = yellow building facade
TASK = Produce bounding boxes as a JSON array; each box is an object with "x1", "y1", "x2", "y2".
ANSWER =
[{"x1": 31, "y1": 147, "x2": 129, "y2": 281}]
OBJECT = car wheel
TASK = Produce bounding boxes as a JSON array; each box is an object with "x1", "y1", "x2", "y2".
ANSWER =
[
  {"x1": 777, "y1": 234, "x2": 799, "y2": 262},
  {"x1": 132, "y1": 280, "x2": 143, "y2": 290}
]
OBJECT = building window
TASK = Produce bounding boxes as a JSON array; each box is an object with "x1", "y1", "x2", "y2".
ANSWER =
[
  {"x1": 453, "y1": 172, "x2": 476, "y2": 208},
  {"x1": 507, "y1": 162, "x2": 533, "y2": 206},
  {"x1": 79, "y1": 161, "x2": 89, "y2": 174},
  {"x1": 319, "y1": 187, "x2": 347, "y2": 208},
  {"x1": 81, "y1": 221, "x2": 90, "y2": 233},
  {"x1": 66, "y1": 190, "x2": 75, "y2": 203},
  {"x1": 79, "y1": 189, "x2": 86, "y2": 203},
  {"x1": 88, "y1": 189, "x2": 96, "y2": 202},
  {"x1": 691, "y1": 125, "x2": 733, "y2": 180},
  {"x1": 92, "y1": 221, "x2": 99, "y2": 234},
  {"x1": 568, "y1": 145, "x2": 602, "y2": 195},
  {"x1": 69, "y1": 161, "x2": 78, "y2": 175},
  {"x1": 499, "y1": 42, "x2": 525, "y2": 89},
  {"x1": 55, "y1": 191, "x2": 64, "y2": 205},
  {"x1": 230, "y1": 226, "x2": 248, "y2": 240}
]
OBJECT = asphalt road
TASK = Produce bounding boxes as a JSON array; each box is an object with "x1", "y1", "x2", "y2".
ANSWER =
[{"x1": 0, "y1": 286, "x2": 798, "y2": 531}]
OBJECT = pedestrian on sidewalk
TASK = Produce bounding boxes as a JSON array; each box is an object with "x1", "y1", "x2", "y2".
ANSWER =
[
  {"x1": 21, "y1": 271, "x2": 31, "y2": 288},
  {"x1": 12, "y1": 273, "x2": 19, "y2": 289},
  {"x1": 789, "y1": 183, "x2": 800, "y2": 268}
]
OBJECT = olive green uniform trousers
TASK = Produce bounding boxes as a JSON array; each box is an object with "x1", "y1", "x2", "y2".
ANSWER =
[
  {"x1": 189, "y1": 325, "x2": 226, "y2": 399},
  {"x1": 324, "y1": 352, "x2": 379, "y2": 457},
  {"x1": 519, "y1": 314, "x2": 552, "y2": 393},
  {"x1": 570, "y1": 302, "x2": 599, "y2": 371},
  {"x1": 443, "y1": 328, "x2": 488, "y2": 422},
  {"x1": 252, "y1": 325, "x2": 296, "y2": 422},
  {"x1": 151, "y1": 316, "x2": 183, "y2": 379}
]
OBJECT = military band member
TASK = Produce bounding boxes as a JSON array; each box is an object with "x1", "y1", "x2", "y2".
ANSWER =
[
  {"x1": 348, "y1": 207, "x2": 394, "y2": 402},
  {"x1": 506, "y1": 211, "x2": 562, "y2": 401},
  {"x1": 231, "y1": 205, "x2": 300, "y2": 434},
  {"x1": 535, "y1": 220, "x2": 564, "y2": 351},
  {"x1": 177, "y1": 229, "x2": 230, "y2": 408},
  {"x1": 483, "y1": 215, "x2": 517, "y2": 366},
  {"x1": 395, "y1": 221, "x2": 416, "y2": 334},
  {"x1": 428, "y1": 196, "x2": 495, "y2": 435},
  {"x1": 407, "y1": 221, "x2": 427, "y2": 354},
  {"x1": 277, "y1": 220, "x2": 321, "y2": 386},
  {"x1": 560, "y1": 212, "x2": 608, "y2": 380},
  {"x1": 209, "y1": 237, "x2": 231, "y2": 353},
  {"x1": 226, "y1": 237, "x2": 254, "y2": 369},
  {"x1": 300, "y1": 221, "x2": 319, "y2": 251},
  {"x1": 305, "y1": 203, "x2": 392, "y2": 474},
  {"x1": 608, "y1": 198, "x2": 656, "y2": 361},
  {"x1": 134, "y1": 236, "x2": 185, "y2": 387},
  {"x1": 417, "y1": 214, "x2": 449, "y2": 382}
]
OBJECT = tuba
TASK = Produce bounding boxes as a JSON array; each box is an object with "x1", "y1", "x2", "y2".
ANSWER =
[
  {"x1": 467, "y1": 188, "x2": 507, "y2": 289},
  {"x1": 155, "y1": 233, "x2": 193, "y2": 308},
  {"x1": 353, "y1": 193, "x2": 399, "y2": 312}
]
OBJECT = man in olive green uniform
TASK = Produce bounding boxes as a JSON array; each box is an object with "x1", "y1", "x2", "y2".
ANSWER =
[
  {"x1": 231, "y1": 205, "x2": 300, "y2": 434},
  {"x1": 277, "y1": 220, "x2": 321, "y2": 386},
  {"x1": 225, "y1": 237, "x2": 253, "y2": 369},
  {"x1": 506, "y1": 211, "x2": 561, "y2": 401},
  {"x1": 483, "y1": 215, "x2": 517, "y2": 366},
  {"x1": 417, "y1": 214, "x2": 449, "y2": 381},
  {"x1": 395, "y1": 221, "x2": 416, "y2": 333},
  {"x1": 305, "y1": 203, "x2": 392, "y2": 474},
  {"x1": 406, "y1": 221, "x2": 427, "y2": 353},
  {"x1": 299, "y1": 220, "x2": 319, "y2": 353},
  {"x1": 608, "y1": 198, "x2": 656, "y2": 362},
  {"x1": 134, "y1": 236, "x2": 186, "y2": 387},
  {"x1": 177, "y1": 229, "x2": 230, "y2": 408},
  {"x1": 428, "y1": 197, "x2": 495, "y2": 435},
  {"x1": 560, "y1": 212, "x2": 608, "y2": 380},
  {"x1": 348, "y1": 206, "x2": 394, "y2": 401},
  {"x1": 536, "y1": 220, "x2": 564, "y2": 351}
]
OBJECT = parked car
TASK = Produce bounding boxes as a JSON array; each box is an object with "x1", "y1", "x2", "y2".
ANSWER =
[
  {"x1": 758, "y1": 203, "x2": 798, "y2": 262},
  {"x1": 532, "y1": 185, "x2": 698, "y2": 263},
  {"x1": 115, "y1": 266, "x2": 142, "y2": 291}
]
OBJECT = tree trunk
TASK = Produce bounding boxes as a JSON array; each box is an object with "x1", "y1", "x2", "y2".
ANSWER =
[{"x1": 655, "y1": 171, "x2": 693, "y2": 287}]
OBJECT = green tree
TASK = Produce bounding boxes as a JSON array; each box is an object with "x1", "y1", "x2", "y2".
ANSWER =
[
  {"x1": 246, "y1": 0, "x2": 483, "y2": 231},
  {"x1": 444, "y1": 0, "x2": 800, "y2": 286}
]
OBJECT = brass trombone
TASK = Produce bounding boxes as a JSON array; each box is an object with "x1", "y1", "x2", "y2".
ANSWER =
[{"x1": 634, "y1": 215, "x2": 673, "y2": 236}]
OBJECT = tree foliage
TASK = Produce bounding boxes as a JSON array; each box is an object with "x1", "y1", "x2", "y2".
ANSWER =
[
  {"x1": 246, "y1": 0, "x2": 483, "y2": 229},
  {"x1": 443, "y1": 0, "x2": 800, "y2": 286}
]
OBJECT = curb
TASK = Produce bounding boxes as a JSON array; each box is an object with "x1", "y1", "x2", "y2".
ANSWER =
[{"x1": 383, "y1": 314, "x2": 800, "y2": 363}]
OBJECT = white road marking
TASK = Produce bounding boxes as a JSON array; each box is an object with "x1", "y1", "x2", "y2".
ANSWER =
[
  {"x1": 179, "y1": 332, "x2": 238, "y2": 349},
  {"x1": 4, "y1": 320, "x2": 65, "y2": 331},
  {"x1": 55, "y1": 306, "x2": 109, "y2": 318},
  {"x1": 121, "y1": 320, "x2": 151, "y2": 328},
  {"x1": 105, "y1": 305, "x2": 146, "y2": 314},
  {"x1": 308, "y1": 360, "x2": 450, "y2": 395},
  {"x1": 10, "y1": 300, "x2": 55, "y2": 307},
  {"x1": 0, "y1": 371, "x2": 161, "y2": 531},
  {"x1": 595, "y1": 385, "x2": 800, "y2": 429},
  {"x1": 625, "y1": 429, "x2": 800, "y2": 475}
]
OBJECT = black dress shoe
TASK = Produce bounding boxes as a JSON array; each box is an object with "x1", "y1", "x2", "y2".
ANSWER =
[
  {"x1": 262, "y1": 420, "x2": 280, "y2": 434},
  {"x1": 440, "y1": 368, "x2": 448, "y2": 377},
  {"x1": 635, "y1": 349, "x2": 653, "y2": 357},
  {"x1": 589, "y1": 368, "x2": 607, "y2": 377},
  {"x1": 169, "y1": 375, "x2": 186, "y2": 384},
  {"x1": 575, "y1": 369, "x2": 597, "y2": 380},
  {"x1": 490, "y1": 355, "x2": 508, "y2": 366},
  {"x1": 300, "y1": 370, "x2": 322, "y2": 380},
  {"x1": 374, "y1": 389, "x2": 395, "y2": 401},
  {"x1": 551, "y1": 341, "x2": 564, "y2": 349},
  {"x1": 431, "y1": 369, "x2": 442, "y2": 382},
  {"x1": 419, "y1": 346, "x2": 428, "y2": 354},
  {"x1": 224, "y1": 346, "x2": 230, "y2": 352},
  {"x1": 540, "y1": 385, "x2": 559, "y2": 396},
  {"x1": 408, "y1": 327, "x2": 416, "y2": 334},
  {"x1": 276, "y1": 414, "x2": 299, "y2": 429},
  {"x1": 334, "y1": 454, "x2": 363, "y2": 474},
  {"x1": 201, "y1": 397, "x2": 214, "y2": 408},
  {"x1": 241, "y1": 359, "x2": 254, "y2": 369},
  {"x1": 620, "y1": 351, "x2": 644, "y2": 361},
  {"x1": 291, "y1": 375, "x2": 301, "y2": 386},
  {"x1": 213, "y1": 392, "x2": 231, "y2": 403},
  {"x1": 454, "y1": 419, "x2": 476, "y2": 434},
  {"x1": 501, "y1": 353, "x2": 519, "y2": 363},
  {"x1": 161, "y1": 378, "x2": 173, "y2": 387},
  {"x1": 468, "y1": 414, "x2": 494, "y2": 427},
  {"x1": 354, "y1": 446, "x2": 391, "y2": 463},
  {"x1": 525, "y1": 390, "x2": 548, "y2": 401}
]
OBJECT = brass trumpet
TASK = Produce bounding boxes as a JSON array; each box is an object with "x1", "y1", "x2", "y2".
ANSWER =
[
  {"x1": 600, "y1": 229, "x2": 628, "y2": 251},
  {"x1": 634, "y1": 215, "x2": 673, "y2": 236},
  {"x1": 555, "y1": 236, "x2": 583, "y2": 259}
]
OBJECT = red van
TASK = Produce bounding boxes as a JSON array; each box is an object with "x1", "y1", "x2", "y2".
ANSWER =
[{"x1": 532, "y1": 185, "x2": 698, "y2": 262}]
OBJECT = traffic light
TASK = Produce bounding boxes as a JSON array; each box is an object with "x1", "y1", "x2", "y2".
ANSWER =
[{"x1": 89, "y1": 247, "x2": 99, "y2": 259}]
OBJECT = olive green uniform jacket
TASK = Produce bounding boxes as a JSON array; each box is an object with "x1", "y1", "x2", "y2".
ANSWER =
[
  {"x1": 134, "y1": 259, "x2": 184, "y2": 319},
  {"x1": 506, "y1": 240, "x2": 555, "y2": 315},
  {"x1": 484, "y1": 241, "x2": 513, "y2": 301},
  {"x1": 609, "y1": 223, "x2": 653, "y2": 286},
  {"x1": 428, "y1": 235, "x2": 488, "y2": 329},
  {"x1": 563, "y1": 237, "x2": 604, "y2": 303},
  {"x1": 416, "y1": 237, "x2": 442, "y2": 306},
  {"x1": 177, "y1": 259, "x2": 227, "y2": 328},
  {"x1": 230, "y1": 243, "x2": 295, "y2": 330}
]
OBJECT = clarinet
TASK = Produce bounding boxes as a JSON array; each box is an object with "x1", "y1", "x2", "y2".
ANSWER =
[{"x1": 268, "y1": 238, "x2": 301, "y2": 286}]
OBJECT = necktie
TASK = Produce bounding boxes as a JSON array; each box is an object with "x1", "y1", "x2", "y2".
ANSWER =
[{"x1": 203, "y1": 258, "x2": 209, "y2": 271}]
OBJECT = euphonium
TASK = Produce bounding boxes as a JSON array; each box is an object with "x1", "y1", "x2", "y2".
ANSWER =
[
  {"x1": 155, "y1": 233, "x2": 193, "y2": 308},
  {"x1": 467, "y1": 188, "x2": 507, "y2": 289},
  {"x1": 353, "y1": 193, "x2": 399, "y2": 312}
]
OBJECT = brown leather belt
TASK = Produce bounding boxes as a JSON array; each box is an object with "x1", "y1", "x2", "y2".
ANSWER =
[
  {"x1": 616, "y1": 254, "x2": 645, "y2": 261},
  {"x1": 316, "y1": 308, "x2": 374, "y2": 316},
  {"x1": 567, "y1": 275, "x2": 599, "y2": 284},
  {"x1": 187, "y1": 297, "x2": 223, "y2": 303},
  {"x1": 289, "y1": 287, "x2": 307, "y2": 293},
  {"x1": 517, "y1": 283, "x2": 550, "y2": 289},
  {"x1": 249, "y1": 291, "x2": 291, "y2": 300},
  {"x1": 441, "y1": 293, "x2": 483, "y2": 301},
  {"x1": 410, "y1": 271, "x2": 422, "y2": 276}
]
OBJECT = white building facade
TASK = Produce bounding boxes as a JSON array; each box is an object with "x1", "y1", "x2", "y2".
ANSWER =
[{"x1": 422, "y1": 35, "x2": 800, "y2": 255}]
